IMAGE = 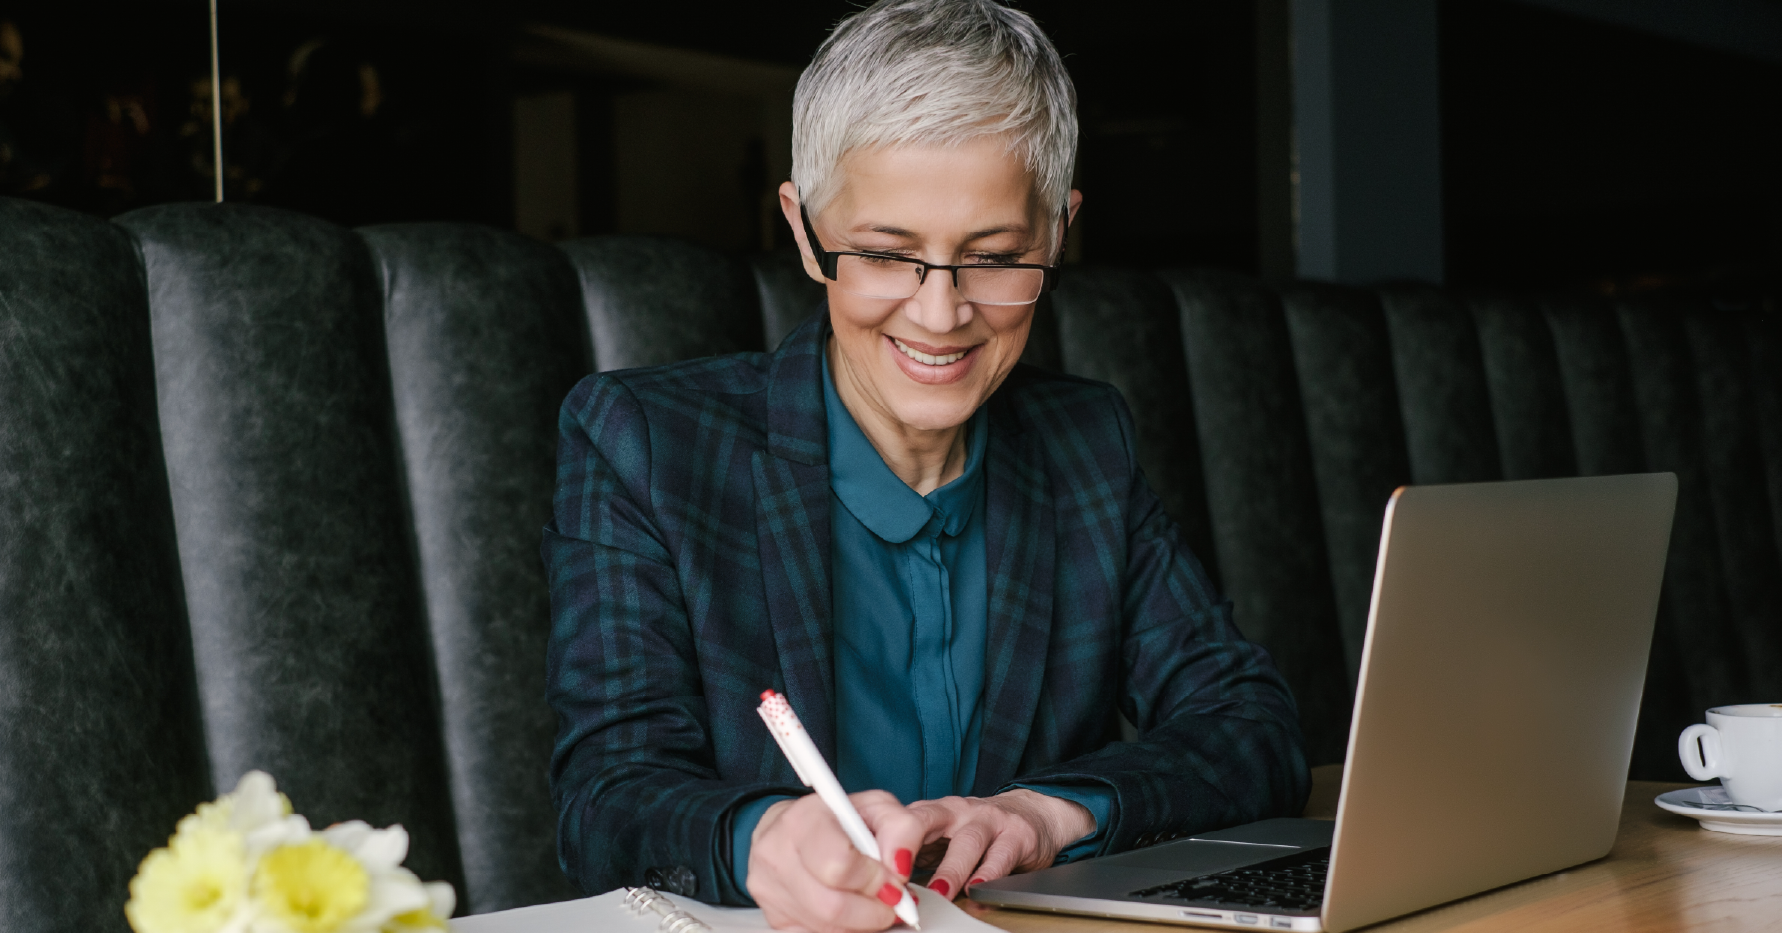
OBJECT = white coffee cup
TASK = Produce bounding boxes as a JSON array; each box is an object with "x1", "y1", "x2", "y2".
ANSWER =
[{"x1": 1679, "y1": 704, "x2": 1782, "y2": 811}]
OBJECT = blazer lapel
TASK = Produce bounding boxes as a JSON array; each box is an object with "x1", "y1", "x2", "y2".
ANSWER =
[
  {"x1": 753, "y1": 312, "x2": 838, "y2": 761},
  {"x1": 973, "y1": 394, "x2": 1057, "y2": 794}
]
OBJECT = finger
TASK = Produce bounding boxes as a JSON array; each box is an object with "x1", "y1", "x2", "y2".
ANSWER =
[
  {"x1": 925, "y1": 819, "x2": 994, "y2": 902},
  {"x1": 966, "y1": 833, "x2": 1026, "y2": 886},
  {"x1": 852, "y1": 791, "x2": 925, "y2": 878},
  {"x1": 906, "y1": 796, "x2": 971, "y2": 847}
]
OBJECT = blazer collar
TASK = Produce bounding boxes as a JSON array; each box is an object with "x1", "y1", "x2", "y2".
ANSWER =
[
  {"x1": 973, "y1": 378, "x2": 1056, "y2": 794},
  {"x1": 757, "y1": 308, "x2": 837, "y2": 758},
  {"x1": 766, "y1": 309, "x2": 830, "y2": 466}
]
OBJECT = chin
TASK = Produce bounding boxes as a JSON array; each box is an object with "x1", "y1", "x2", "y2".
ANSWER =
[{"x1": 886, "y1": 392, "x2": 982, "y2": 433}]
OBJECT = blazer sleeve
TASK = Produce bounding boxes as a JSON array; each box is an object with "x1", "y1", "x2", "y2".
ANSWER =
[
  {"x1": 544, "y1": 375, "x2": 801, "y2": 905},
  {"x1": 995, "y1": 390, "x2": 1311, "y2": 855}
]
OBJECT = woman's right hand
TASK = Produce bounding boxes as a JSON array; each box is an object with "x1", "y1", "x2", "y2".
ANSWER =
[{"x1": 746, "y1": 791, "x2": 925, "y2": 932}]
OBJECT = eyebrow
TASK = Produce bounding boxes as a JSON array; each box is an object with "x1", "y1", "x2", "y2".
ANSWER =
[{"x1": 857, "y1": 223, "x2": 1034, "y2": 240}]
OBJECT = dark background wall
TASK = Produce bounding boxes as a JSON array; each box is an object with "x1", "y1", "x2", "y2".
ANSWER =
[
  {"x1": 1442, "y1": 0, "x2": 1782, "y2": 294},
  {"x1": 0, "y1": 0, "x2": 1775, "y2": 291}
]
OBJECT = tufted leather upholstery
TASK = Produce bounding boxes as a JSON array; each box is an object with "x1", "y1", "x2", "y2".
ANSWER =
[
  {"x1": 1051, "y1": 267, "x2": 1218, "y2": 582},
  {"x1": 117, "y1": 204, "x2": 468, "y2": 896},
  {"x1": 0, "y1": 196, "x2": 1777, "y2": 929},
  {"x1": 359, "y1": 224, "x2": 588, "y2": 910},
  {"x1": 562, "y1": 235, "x2": 764, "y2": 370},
  {"x1": 1278, "y1": 283, "x2": 1411, "y2": 682},
  {"x1": 0, "y1": 200, "x2": 210, "y2": 933},
  {"x1": 1379, "y1": 285, "x2": 1504, "y2": 486},
  {"x1": 751, "y1": 248, "x2": 828, "y2": 351},
  {"x1": 1467, "y1": 292, "x2": 1578, "y2": 480},
  {"x1": 1164, "y1": 269, "x2": 1353, "y2": 765}
]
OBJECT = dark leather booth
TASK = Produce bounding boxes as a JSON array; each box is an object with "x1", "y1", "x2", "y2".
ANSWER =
[{"x1": 1, "y1": 196, "x2": 1777, "y2": 930}]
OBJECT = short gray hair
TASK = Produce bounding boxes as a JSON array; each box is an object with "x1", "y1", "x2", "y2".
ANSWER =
[{"x1": 791, "y1": 0, "x2": 1078, "y2": 222}]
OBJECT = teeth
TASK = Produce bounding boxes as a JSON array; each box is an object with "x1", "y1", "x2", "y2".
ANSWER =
[{"x1": 892, "y1": 337, "x2": 968, "y2": 366}]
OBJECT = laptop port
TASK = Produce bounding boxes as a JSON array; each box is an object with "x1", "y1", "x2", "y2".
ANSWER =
[
  {"x1": 1181, "y1": 910, "x2": 1223, "y2": 920},
  {"x1": 1270, "y1": 919, "x2": 1294, "y2": 929},
  {"x1": 1235, "y1": 915, "x2": 1259, "y2": 925}
]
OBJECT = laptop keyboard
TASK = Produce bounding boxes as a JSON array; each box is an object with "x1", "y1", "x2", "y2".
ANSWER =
[{"x1": 1131, "y1": 846, "x2": 1330, "y2": 914}]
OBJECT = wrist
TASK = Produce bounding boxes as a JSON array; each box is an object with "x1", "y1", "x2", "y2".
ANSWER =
[
  {"x1": 752, "y1": 798, "x2": 799, "y2": 847},
  {"x1": 999, "y1": 788, "x2": 1096, "y2": 848}
]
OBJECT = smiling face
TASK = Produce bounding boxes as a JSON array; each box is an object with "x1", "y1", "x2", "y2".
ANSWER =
[{"x1": 782, "y1": 137, "x2": 1080, "y2": 441}]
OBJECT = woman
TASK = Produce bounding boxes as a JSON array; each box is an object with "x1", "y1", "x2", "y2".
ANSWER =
[{"x1": 544, "y1": 2, "x2": 1309, "y2": 930}]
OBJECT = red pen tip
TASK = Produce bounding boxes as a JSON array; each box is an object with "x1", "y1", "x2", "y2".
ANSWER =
[{"x1": 760, "y1": 689, "x2": 778, "y2": 701}]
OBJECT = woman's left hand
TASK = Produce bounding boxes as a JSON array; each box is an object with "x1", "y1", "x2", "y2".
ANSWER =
[{"x1": 905, "y1": 789, "x2": 1095, "y2": 900}]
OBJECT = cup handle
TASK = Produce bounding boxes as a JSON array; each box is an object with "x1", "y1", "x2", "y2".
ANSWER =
[{"x1": 1679, "y1": 723, "x2": 1724, "y2": 781}]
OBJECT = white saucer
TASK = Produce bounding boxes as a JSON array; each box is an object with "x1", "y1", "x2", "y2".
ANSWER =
[{"x1": 1655, "y1": 786, "x2": 1782, "y2": 835}]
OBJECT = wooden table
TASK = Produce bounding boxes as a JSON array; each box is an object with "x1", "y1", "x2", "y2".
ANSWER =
[{"x1": 963, "y1": 765, "x2": 1782, "y2": 932}]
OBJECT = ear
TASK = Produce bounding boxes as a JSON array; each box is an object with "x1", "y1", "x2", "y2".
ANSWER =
[
  {"x1": 1051, "y1": 189, "x2": 1084, "y2": 261},
  {"x1": 778, "y1": 182, "x2": 827, "y2": 285},
  {"x1": 1060, "y1": 189, "x2": 1084, "y2": 253}
]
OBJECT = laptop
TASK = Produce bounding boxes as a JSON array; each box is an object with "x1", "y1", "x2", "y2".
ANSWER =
[{"x1": 972, "y1": 473, "x2": 1677, "y2": 932}]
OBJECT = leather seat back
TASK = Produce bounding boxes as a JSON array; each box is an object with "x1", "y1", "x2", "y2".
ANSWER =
[
  {"x1": 751, "y1": 248, "x2": 827, "y2": 351},
  {"x1": 1670, "y1": 301, "x2": 1782, "y2": 702},
  {"x1": 1163, "y1": 269, "x2": 1353, "y2": 765},
  {"x1": 562, "y1": 236, "x2": 763, "y2": 371},
  {"x1": 1050, "y1": 267, "x2": 1218, "y2": 581},
  {"x1": 1378, "y1": 285, "x2": 1503, "y2": 485},
  {"x1": 1278, "y1": 282, "x2": 1411, "y2": 683},
  {"x1": 117, "y1": 203, "x2": 466, "y2": 894},
  {"x1": 1466, "y1": 292, "x2": 1577, "y2": 480},
  {"x1": 0, "y1": 198, "x2": 211, "y2": 933},
  {"x1": 361, "y1": 223, "x2": 588, "y2": 911}
]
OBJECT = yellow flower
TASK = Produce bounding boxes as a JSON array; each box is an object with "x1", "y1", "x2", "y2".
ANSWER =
[
  {"x1": 125, "y1": 825, "x2": 249, "y2": 933},
  {"x1": 252, "y1": 839, "x2": 370, "y2": 933}
]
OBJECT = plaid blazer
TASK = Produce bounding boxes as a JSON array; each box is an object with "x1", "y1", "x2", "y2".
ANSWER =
[{"x1": 544, "y1": 313, "x2": 1309, "y2": 905}]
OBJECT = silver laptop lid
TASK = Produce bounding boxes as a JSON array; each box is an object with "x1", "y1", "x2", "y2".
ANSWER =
[{"x1": 1323, "y1": 474, "x2": 1676, "y2": 932}]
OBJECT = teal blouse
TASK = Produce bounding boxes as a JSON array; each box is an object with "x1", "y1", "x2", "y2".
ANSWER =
[{"x1": 727, "y1": 354, "x2": 1111, "y2": 893}]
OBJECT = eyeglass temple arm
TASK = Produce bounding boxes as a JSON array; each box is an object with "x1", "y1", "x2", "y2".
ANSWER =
[{"x1": 799, "y1": 206, "x2": 841, "y2": 280}]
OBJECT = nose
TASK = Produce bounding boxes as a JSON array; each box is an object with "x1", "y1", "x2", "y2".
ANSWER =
[{"x1": 901, "y1": 266, "x2": 973, "y2": 335}]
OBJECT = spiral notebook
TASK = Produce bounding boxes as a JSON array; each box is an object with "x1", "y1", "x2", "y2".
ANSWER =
[{"x1": 449, "y1": 882, "x2": 999, "y2": 932}]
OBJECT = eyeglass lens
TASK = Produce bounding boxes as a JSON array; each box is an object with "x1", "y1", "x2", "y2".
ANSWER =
[{"x1": 834, "y1": 254, "x2": 1043, "y2": 306}]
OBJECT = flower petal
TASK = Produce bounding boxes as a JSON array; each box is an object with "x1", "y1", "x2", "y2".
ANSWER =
[
  {"x1": 324, "y1": 823, "x2": 408, "y2": 872},
  {"x1": 422, "y1": 882, "x2": 454, "y2": 921},
  {"x1": 243, "y1": 814, "x2": 310, "y2": 858},
  {"x1": 227, "y1": 771, "x2": 292, "y2": 834},
  {"x1": 335, "y1": 869, "x2": 428, "y2": 933}
]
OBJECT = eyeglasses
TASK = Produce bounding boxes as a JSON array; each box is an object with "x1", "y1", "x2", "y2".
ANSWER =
[{"x1": 801, "y1": 207, "x2": 1057, "y2": 306}]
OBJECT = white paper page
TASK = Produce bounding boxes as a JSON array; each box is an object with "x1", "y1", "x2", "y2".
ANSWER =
[{"x1": 450, "y1": 883, "x2": 1000, "y2": 933}]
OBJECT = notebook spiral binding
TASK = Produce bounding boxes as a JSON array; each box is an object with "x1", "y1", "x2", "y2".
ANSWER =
[{"x1": 622, "y1": 886, "x2": 713, "y2": 933}]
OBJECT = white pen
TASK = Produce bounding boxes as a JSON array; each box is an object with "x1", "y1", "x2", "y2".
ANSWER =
[{"x1": 757, "y1": 689, "x2": 922, "y2": 930}]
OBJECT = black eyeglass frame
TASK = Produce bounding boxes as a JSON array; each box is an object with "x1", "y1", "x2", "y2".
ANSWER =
[{"x1": 799, "y1": 206, "x2": 1059, "y2": 299}]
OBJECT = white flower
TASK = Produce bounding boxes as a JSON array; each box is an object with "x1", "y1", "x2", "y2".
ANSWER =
[
  {"x1": 380, "y1": 882, "x2": 455, "y2": 932},
  {"x1": 177, "y1": 769, "x2": 295, "y2": 840}
]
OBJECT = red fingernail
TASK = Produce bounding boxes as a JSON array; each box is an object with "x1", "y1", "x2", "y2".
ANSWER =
[
  {"x1": 895, "y1": 848, "x2": 913, "y2": 877},
  {"x1": 930, "y1": 878, "x2": 951, "y2": 898},
  {"x1": 878, "y1": 883, "x2": 901, "y2": 906},
  {"x1": 970, "y1": 878, "x2": 985, "y2": 887}
]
